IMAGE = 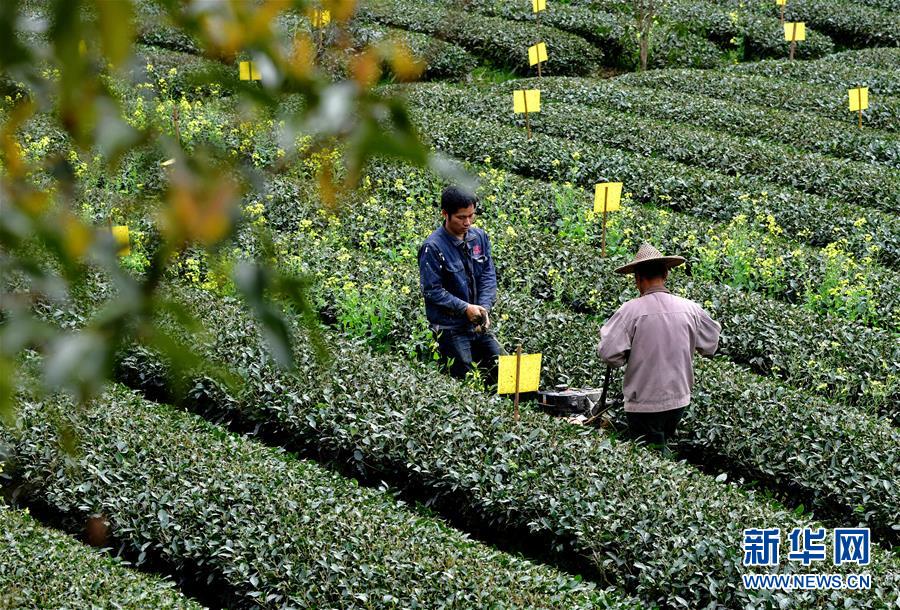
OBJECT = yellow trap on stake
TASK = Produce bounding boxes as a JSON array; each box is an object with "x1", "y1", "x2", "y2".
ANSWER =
[
  {"x1": 111, "y1": 225, "x2": 130, "y2": 257},
  {"x1": 784, "y1": 22, "x2": 805, "y2": 41},
  {"x1": 848, "y1": 87, "x2": 869, "y2": 112},
  {"x1": 498, "y1": 352, "x2": 542, "y2": 395},
  {"x1": 239, "y1": 61, "x2": 261, "y2": 81},
  {"x1": 528, "y1": 42, "x2": 548, "y2": 67},
  {"x1": 513, "y1": 89, "x2": 541, "y2": 114},
  {"x1": 593, "y1": 182, "x2": 623, "y2": 213}
]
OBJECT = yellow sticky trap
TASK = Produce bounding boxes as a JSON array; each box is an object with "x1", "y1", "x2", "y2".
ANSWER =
[
  {"x1": 775, "y1": 0, "x2": 786, "y2": 5},
  {"x1": 532, "y1": 0, "x2": 546, "y2": 12},
  {"x1": 111, "y1": 225, "x2": 131, "y2": 257},
  {"x1": 310, "y1": 8, "x2": 331, "y2": 27},
  {"x1": 239, "y1": 61, "x2": 261, "y2": 81},
  {"x1": 513, "y1": 89, "x2": 541, "y2": 114},
  {"x1": 784, "y1": 22, "x2": 806, "y2": 41},
  {"x1": 594, "y1": 182, "x2": 623, "y2": 213},
  {"x1": 498, "y1": 353, "x2": 542, "y2": 395},
  {"x1": 528, "y1": 42, "x2": 548, "y2": 66},
  {"x1": 849, "y1": 87, "x2": 869, "y2": 112}
]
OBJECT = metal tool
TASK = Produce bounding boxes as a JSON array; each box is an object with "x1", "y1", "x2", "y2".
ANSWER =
[{"x1": 537, "y1": 365, "x2": 619, "y2": 426}]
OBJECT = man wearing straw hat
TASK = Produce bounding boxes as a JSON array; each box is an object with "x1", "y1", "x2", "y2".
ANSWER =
[{"x1": 597, "y1": 243, "x2": 721, "y2": 455}]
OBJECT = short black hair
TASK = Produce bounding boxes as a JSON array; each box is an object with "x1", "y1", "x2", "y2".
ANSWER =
[
  {"x1": 441, "y1": 185, "x2": 477, "y2": 215},
  {"x1": 634, "y1": 261, "x2": 669, "y2": 280}
]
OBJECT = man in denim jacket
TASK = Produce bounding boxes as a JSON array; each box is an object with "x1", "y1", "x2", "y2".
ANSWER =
[{"x1": 418, "y1": 186, "x2": 505, "y2": 383}]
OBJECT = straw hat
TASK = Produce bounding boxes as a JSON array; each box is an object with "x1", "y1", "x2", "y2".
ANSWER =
[{"x1": 614, "y1": 243, "x2": 686, "y2": 275}]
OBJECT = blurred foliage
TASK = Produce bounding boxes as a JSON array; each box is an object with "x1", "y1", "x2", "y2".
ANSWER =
[{"x1": 0, "y1": 0, "x2": 444, "y2": 424}]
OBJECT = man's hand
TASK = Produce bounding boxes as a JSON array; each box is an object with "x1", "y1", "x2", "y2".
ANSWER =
[
  {"x1": 465, "y1": 304, "x2": 488, "y2": 324},
  {"x1": 473, "y1": 310, "x2": 491, "y2": 334}
]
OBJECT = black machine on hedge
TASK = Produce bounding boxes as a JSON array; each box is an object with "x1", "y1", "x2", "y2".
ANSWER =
[{"x1": 537, "y1": 365, "x2": 621, "y2": 426}]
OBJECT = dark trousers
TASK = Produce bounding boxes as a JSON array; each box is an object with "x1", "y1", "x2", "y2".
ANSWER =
[
  {"x1": 625, "y1": 407, "x2": 686, "y2": 455},
  {"x1": 435, "y1": 328, "x2": 505, "y2": 387}
]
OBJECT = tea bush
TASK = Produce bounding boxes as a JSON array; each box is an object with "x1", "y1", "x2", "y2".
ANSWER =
[
  {"x1": 459, "y1": 0, "x2": 724, "y2": 69},
  {"x1": 524, "y1": 77, "x2": 900, "y2": 168},
  {"x1": 356, "y1": 0, "x2": 604, "y2": 75},
  {"x1": 4, "y1": 382, "x2": 622, "y2": 609},
  {"x1": 728, "y1": 47, "x2": 900, "y2": 95},
  {"x1": 407, "y1": 105, "x2": 900, "y2": 269},
  {"x1": 405, "y1": 82, "x2": 900, "y2": 214},
  {"x1": 617, "y1": 69, "x2": 900, "y2": 132},
  {"x1": 112, "y1": 286, "x2": 900, "y2": 609},
  {"x1": 0, "y1": 505, "x2": 197, "y2": 609}
]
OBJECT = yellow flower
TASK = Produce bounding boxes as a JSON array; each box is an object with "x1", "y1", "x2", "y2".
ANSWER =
[{"x1": 401, "y1": 285, "x2": 411, "y2": 295}]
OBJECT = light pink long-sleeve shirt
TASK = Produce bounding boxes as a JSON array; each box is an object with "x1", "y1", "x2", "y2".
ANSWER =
[{"x1": 598, "y1": 287, "x2": 721, "y2": 413}]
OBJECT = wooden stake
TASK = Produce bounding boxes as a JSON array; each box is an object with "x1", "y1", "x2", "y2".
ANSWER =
[
  {"x1": 601, "y1": 187, "x2": 608, "y2": 258},
  {"x1": 537, "y1": 59, "x2": 542, "y2": 78},
  {"x1": 858, "y1": 88, "x2": 863, "y2": 129},
  {"x1": 513, "y1": 344, "x2": 522, "y2": 421},
  {"x1": 779, "y1": 2, "x2": 785, "y2": 25},
  {"x1": 789, "y1": 22, "x2": 797, "y2": 61},
  {"x1": 523, "y1": 94, "x2": 531, "y2": 140}
]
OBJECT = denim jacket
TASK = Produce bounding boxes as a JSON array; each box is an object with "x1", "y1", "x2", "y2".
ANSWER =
[{"x1": 418, "y1": 225, "x2": 498, "y2": 331}]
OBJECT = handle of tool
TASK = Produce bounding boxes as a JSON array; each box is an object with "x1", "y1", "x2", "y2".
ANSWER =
[{"x1": 597, "y1": 365, "x2": 612, "y2": 416}]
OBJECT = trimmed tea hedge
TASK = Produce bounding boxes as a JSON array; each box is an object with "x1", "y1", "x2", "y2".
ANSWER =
[
  {"x1": 132, "y1": 44, "x2": 236, "y2": 100},
  {"x1": 570, "y1": 0, "x2": 835, "y2": 60},
  {"x1": 499, "y1": 238, "x2": 900, "y2": 418},
  {"x1": 696, "y1": 0, "x2": 899, "y2": 48},
  {"x1": 658, "y1": 0, "x2": 834, "y2": 59},
  {"x1": 782, "y1": 0, "x2": 900, "y2": 47},
  {"x1": 134, "y1": 1, "x2": 476, "y2": 83},
  {"x1": 113, "y1": 285, "x2": 900, "y2": 609},
  {"x1": 850, "y1": 0, "x2": 900, "y2": 10},
  {"x1": 274, "y1": 9, "x2": 478, "y2": 81},
  {"x1": 0, "y1": 505, "x2": 198, "y2": 609},
  {"x1": 729, "y1": 48, "x2": 900, "y2": 97},
  {"x1": 521, "y1": 77, "x2": 900, "y2": 169},
  {"x1": 356, "y1": 0, "x2": 604, "y2": 75},
  {"x1": 349, "y1": 23, "x2": 477, "y2": 80},
  {"x1": 459, "y1": 0, "x2": 724, "y2": 69},
  {"x1": 617, "y1": 68, "x2": 900, "y2": 132},
  {"x1": 405, "y1": 82, "x2": 900, "y2": 215},
  {"x1": 5, "y1": 384, "x2": 621, "y2": 609},
  {"x1": 406, "y1": 104, "x2": 900, "y2": 269},
  {"x1": 133, "y1": 0, "x2": 203, "y2": 55}
]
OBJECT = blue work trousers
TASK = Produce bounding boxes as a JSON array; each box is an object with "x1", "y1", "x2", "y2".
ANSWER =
[{"x1": 435, "y1": 328, "x2": 505, "y2": 387}]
